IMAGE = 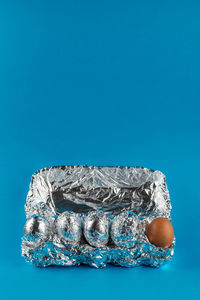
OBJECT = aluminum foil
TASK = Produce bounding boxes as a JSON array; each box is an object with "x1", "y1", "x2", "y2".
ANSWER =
[{"x1": 22, "y1": 166, "x2": 175, "y2": 268}]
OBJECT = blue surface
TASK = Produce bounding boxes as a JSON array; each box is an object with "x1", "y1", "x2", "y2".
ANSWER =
[{"x1": 0, "y1": 1, "x2": 200, "y2": 299}]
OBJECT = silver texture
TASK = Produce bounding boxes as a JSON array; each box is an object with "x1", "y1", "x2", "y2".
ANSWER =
[
  {"x1": 111, "y1": 211, "x2": 139, "y2": 248},
  {"x1": 56, "y1": 212, "x2": 82, "y2": 245},
  {"x1": 24, "y1": 216, "x2": 50, "y2": 245},
  {"x1": 84, "y1": 212, "x2": 109, "y2": 247},
  {"x1": 22, "y1": 165, "x2": 175, "y2": 268}
]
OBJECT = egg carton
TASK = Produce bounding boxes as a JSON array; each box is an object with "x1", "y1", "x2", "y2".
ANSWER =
[{"x1": 21, "y1": 165, "x2": 174, "y2": 268}]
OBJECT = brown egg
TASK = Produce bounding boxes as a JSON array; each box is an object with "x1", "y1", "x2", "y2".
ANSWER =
[{"x1": 146, "y1": 217, "x2": 174, "y2": 248}]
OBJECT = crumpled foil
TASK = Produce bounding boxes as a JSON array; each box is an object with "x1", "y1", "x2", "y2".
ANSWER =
[{"x1": 22, "y1": 166, "x2": 175, "y2": 268}]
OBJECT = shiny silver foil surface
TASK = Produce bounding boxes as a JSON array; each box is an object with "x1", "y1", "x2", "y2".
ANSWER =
[{"x1": 22, "y1": 166, "x2": 175, "y2": 268}]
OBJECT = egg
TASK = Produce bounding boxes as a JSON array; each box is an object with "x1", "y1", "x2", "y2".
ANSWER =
[
  {"x1": 146, "y1": 217, "x2": 174, "y2": 248},
  {"x1": 24, "y1": 216, "x2": 49, "y2": 243},
  {"x1": 84, "y1": 213, "x2": 109, "y2": 247},
  {"x1": 56, "y1": 212, "x2": 82, "y2": 244},
  {"x1": 111, "y1": 211, "x2": 139, "y2": 248}
]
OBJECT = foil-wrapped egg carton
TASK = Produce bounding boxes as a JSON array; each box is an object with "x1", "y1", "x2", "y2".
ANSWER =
[{"x1": 22, "y1": 166, "x2": 175, "y2": 268}]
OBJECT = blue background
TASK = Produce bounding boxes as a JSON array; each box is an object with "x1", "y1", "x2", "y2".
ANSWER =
[{"x1": 0, "y1": 0, "x2": 199, "y2": 299}]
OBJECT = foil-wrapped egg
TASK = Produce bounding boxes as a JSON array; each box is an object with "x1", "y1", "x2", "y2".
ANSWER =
[
  {"x1": 146, "y1": 217, "x2": 174, "y2": 248},
  {"x1": 24, "y1": 216, "x2": 49, "y2": 243},
  {"x1": 84, "y1": 212, "x2": 109, "y2": 247},
  {"x1": 56, "y1": 212, "x2": 82, "y2": 244},
  {"x1": 111, "y1": 211, "x2": 139, "y2": 248}
]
